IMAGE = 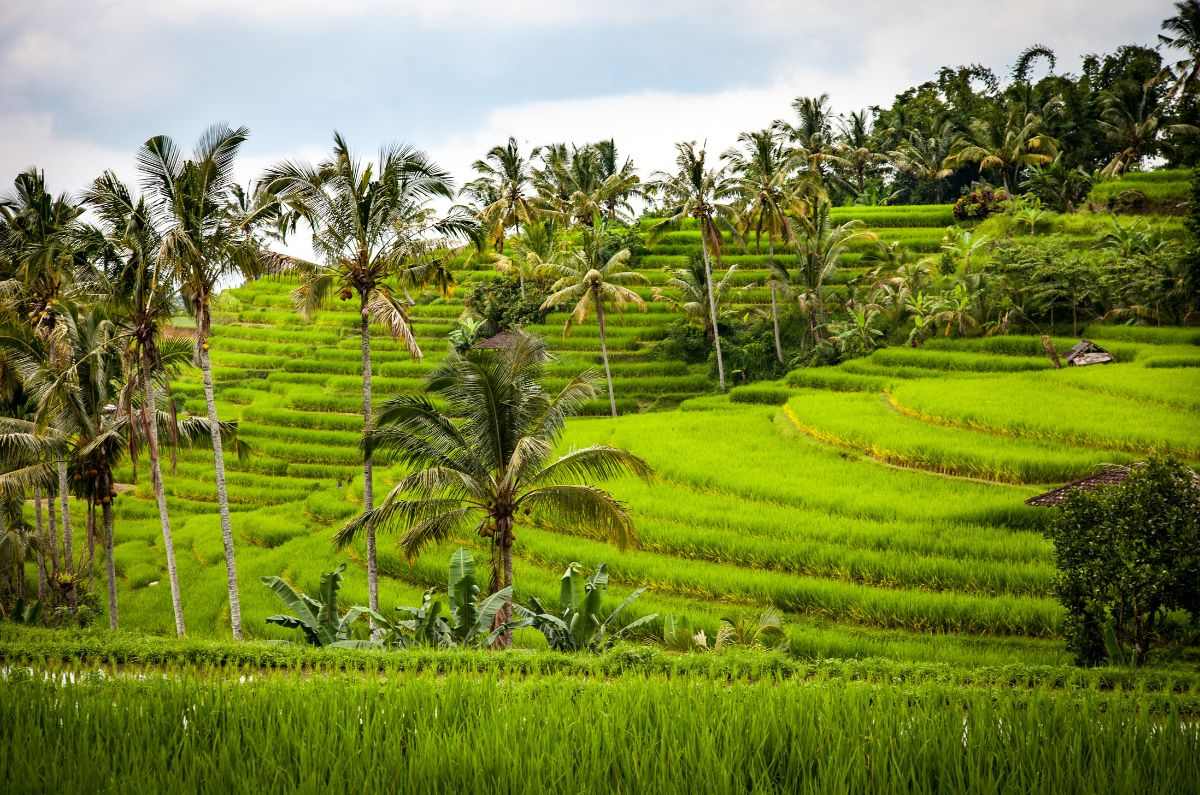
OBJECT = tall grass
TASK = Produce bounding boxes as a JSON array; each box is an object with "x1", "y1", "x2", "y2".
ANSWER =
[{"x1": 3, "y1": 670, "x2": 1196, "y2": 795}]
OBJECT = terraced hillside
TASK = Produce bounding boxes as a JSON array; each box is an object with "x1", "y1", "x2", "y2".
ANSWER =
[{"x1": 93, "y1": 235, "x2": 1200, "y2": 668}]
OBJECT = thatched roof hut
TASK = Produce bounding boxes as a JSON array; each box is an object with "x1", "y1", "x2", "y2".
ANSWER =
[
  {"x1": 1065, "y1": 339, "x2": 1113, "y2": 367},
  {"x1": 1027, "y1": 464, "x2": 1200, "y2": 506},
  {"x1": 472, "y1": 330, "x2": 524, "y2": 350}
]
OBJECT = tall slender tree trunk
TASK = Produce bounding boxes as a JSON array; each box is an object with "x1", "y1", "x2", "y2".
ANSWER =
[
  {"x1": 699, "y1": 234, "x2": 726, "y2": 391},
  {"x1": 492, "y1": 517, "x2": 515, "y2": 650},
  {"x1": 359, "y1": 297, "x2": 379, "y2": 616},
  {"x1": 87, "y1": 498, "x2": 96, "y2": 570},
  {"x1": 46, "y1": 483, "x2": 59, "y2": 581},
  {"x1": 142, "y1": 358, "x2": 186, "y2": 636},
  {"x1": 769, "y1": 240, "x2": 783, "y2": 364},
  {"x1": 595, "y1": 294, "x2": 617, "y2": 417},
  {"x1": 34, "y1": 488, "x2": 46, "y2": 600},
  {"x1": 198, "y1": 326, "x2": 243, "y2": 640},
  {"x1": 57, "y1": 462, "x2": 72, "y2": 566},
  {"x1": 102, "y1": 491, "x2": 117, "y2": 630}
]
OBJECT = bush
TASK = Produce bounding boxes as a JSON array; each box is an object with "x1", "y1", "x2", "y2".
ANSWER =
[
  {"x1": 952, "y1": 186, "x2": 1010, "y2": 221},
  {"x1": 1046, "y1": 457, "x2": 1200, "y2": 666},
  {"x1": 465, "y1": 277, "x2": 549, "y2": 332}
]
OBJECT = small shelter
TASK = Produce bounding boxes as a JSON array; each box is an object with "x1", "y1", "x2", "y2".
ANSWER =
[
  {"x1": 472, "y1": 330, "x2": 524, "y2": 350},
  {"x1": 1026, "y1": 463, "x2": 1200, "y2": 507},
  {"x1": 1025, "y1": 466, "x2": 1131, "y2": 506},
  {"x1": 1065, "y1": 339, "x2": 1113, "y2": 367}
]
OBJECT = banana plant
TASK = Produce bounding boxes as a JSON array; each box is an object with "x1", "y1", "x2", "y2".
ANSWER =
[
  {"x1": 260, "y1": 564, "x2": 376, "y2": 647},
  {"x1": 445, "y1": 547, "x2": 523, "y2": 647},
  {"x1": 518, "y1": 562, "x2": 656, "y2": 652}
]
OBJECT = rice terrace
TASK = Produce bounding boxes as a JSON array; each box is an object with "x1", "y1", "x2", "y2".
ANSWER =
[{"x1": 1, "y1": 2, "x2": 1199, "y2": 793}]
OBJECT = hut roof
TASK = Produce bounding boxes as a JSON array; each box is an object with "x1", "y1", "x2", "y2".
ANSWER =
[
  {"x1": 472, "y1": 330, "x2": 523, "y2": 350},
  {"x1": 1025, "y1": 467, "x2": 1130, "y2": 506},
  {"x1": 1065, "y1": 339, "x2": 1113, "y2": 367},
  {"x1": 1027, "y1": 464, "x2": 1200, "y2": 507}
]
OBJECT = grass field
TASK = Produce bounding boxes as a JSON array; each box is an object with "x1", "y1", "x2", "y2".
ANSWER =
[{"x1": 11, "y1": 200, "x2": 1200, "y2": 793}]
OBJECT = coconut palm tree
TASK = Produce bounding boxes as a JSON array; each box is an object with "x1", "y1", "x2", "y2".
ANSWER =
[
  {"x1": 653, "y1": 256, "x2": 742, "y2": 344},
  {"x1": 82, "y1": 171, "x2": 190, "y2": 635},
  {"x1": 1097, "y1": 86, "x2": 1198, "y2": 177},
  {"x1": 835, "y1": 110, "x2": 886, "y2": 198},
  {"x1": 1159, "y1": 1, "x2": 1200, "y2": 100},
  {"x1": 1, "y1": 307, "x2": 220, "y2": 629},
  {"x1": 541, "y1": 225, "x2": 647, "y2": 416},
  {"x1": 465, "y1": 137, "x2": 540, "y2": 251},
  {"x1": 724, "y1": 129, "x2": 795, "y2": 363},
  {"x1": 261, "y1": 132, "x2": 469, "y2": 615},
  {"x1": 788, "y1": 200, "x2": 874, "y2": 344},
  {"x1": 591, "y1": 140, "x2": 642, "y2": 224},
  {"x1": 0, "y1": 169, "x2": 92, "y2": 571},
  {"x1": 889, "y1": 120, "x2": 958, "y2": 202},
  {"x1": 648, "y1": 143, "x2": 737, "y2": 390},
  {"x1": 776, "y1": 94, "x2": 846, "y2": 184},
  {"x1": 137, "y1": 123, "x2": 266, "y2": 640},
  {"x1": 333, "y1": 333, "x2": 652, "y2": 647},
  {"x1": 944, "y1": 105, "x2": 1058, "y2": 191}
]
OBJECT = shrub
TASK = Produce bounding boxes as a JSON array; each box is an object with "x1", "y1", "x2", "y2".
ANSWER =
[
  {"x1": 465, "y1": 276, "x2": 549, "y2": 332},
  {"x1": 952, "y1": 186, "x2": 1010, "y2": 221},
  {"x1": 1046, "y1": 457, "x2": 1200, "y2": 665}
]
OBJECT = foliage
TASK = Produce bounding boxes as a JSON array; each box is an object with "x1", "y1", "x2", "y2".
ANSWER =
[
  {"x1": 260, "y1": 564, "x2": 376, "y2": 647},
  {"x1": 952, "y1": 186, "x2": 1011, "y2": 221},
  {"x1": 464, "y1": 275, "x2": 549, "y2": 331},
  {"x1": 518, "y1": 561, "x2": 656, "y2": 652},
  {"x1": 1046, "y1": 457, "x2": 1200, "y2": 665}
]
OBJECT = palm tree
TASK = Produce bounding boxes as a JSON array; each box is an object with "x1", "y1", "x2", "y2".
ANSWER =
[
  {"x1": 944, "y1": 105, "x2": 1058, "y2": 191},
  {"x1": 137, "y1": 123, "x2": 266, "y2": 640},
  {"x1": 835, "y1": 110, "x2": 886, "y2": 197},
  {"x1": 541, "y1": 226, "x2": 647, "y2": 416},
  {"x1": 776, "y1": 94, "x2": 846, "y2": 184},
  {"x1": 591, "y1": 140, "x2": 642, "y2": 224},
  {"x1": 333, "y1": 333, "x2": 652, "y2": 648},
  {"x1": 889, "y1": 120, "x2": 958, "y2": 202},
  {"x1": 262, "y1": 132, "x2": 467, "y2": 615},
  {"x1": 0, "y1": 169, "x2": 91, "y2": 571},
  {"x1": 465, "y1": 137, "x2": 540, "y2": 251},
  {"x1": 82, "y1": 171, "x2": 189, "y2": 635},
  {"x1": 788, "y1": 200, "x2": 874, "y2": 344},
  {"x1": 653, "y1": 256, "x2": 742, "y2": 344},
  {"x1": 649, "y1": 143, "x2": 736, "y2": 390},
  {"x1": 1097, "y1": 87, "x2": 1197, "y2": 177},
  {"x1": 1159, "y1": 1, "x2": 1200, "y2": 100},
  {"x1": 724, "y1": 129, "x2": 795, "y2": 363}
]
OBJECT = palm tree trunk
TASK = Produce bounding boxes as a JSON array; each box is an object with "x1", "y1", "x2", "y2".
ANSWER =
[
  {"x1": 595, "y1": 294, "x2": 617, "y2": 417},
  {"x1": 769, "y1": 241, "x2": 783, "y2": 364},
  {"x1": 87, "y1": 498, "x2": 96, "y2": 569},
  {"x1": 699, "y1": 233, "x2": 726, "y2": 391},
  {"x1": 34, "y1": 487, "x2": 46, "y2": 600},
  {"x1": 57, "y1": 462, "x2": 72, "y2": 569},
  {"x1": 46, "y1": 483, "x2": 58, "y2": 580},
  {"x1": 102, "y1": 493, "x2": 117, "y2": 630},
  {"x1": 492, "y1": 517, "x2": 515, "y2": 650},
  {"x1": 141, "y1": 358, "x2": 186, "y2": 636},
  {"x1": 198, "y1": 332, "x2": 243, "y2": 640},
  {"x1": 359, "y1": 298, "x2": 379, "y2": 616}
]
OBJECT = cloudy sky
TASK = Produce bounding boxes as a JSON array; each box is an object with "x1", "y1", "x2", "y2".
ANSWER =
[{"x1": 0, "y1": 1, "x2": 1172, "y2": 200}]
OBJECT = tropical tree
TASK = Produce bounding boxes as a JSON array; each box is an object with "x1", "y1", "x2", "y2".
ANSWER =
[
  {"x1": 724, "y1": 129, "x2": 795, "y2": 363},
  {"x1": 835, "y1": 110, "x2": 886, "y2": 197},
  {"x1": 945, "y1": 105, "x2": 1058, "y2": 191},
  {"x1": 0, "y1": 169, "x2": 91, "y2": 567},
  {"x1": 83, "y1": 171, "x2": 191, "y2": 634},
  {"x1": 653, "y1": 256, "x2": 741, "y2": 344},
  {"x1": 464, "y1": 137, "x2": 540, "y2": 251},
  {"x1": 649, "y1": 143, "x2": 736, "y2": 390},
  {"x1": 788, "y1": 200, "x2": 874, "y2": 343},
  {"x1": 333, "y1": 333, "x2": 653, "y2": 647},
  {"x1": 1159, "y1": 0, "x2": 1200, "y2": 100},
  {"x1": 262, "y1": 132, "x2": 468, "y2": 616},
  {"x1": 1097, "y1": 86, "x2": 1197, "y2": 176},
  {"x1": 137, "y1": 123, "x2": 266, "y2": 639},
  {"x1": 889, "y1": 120, "x2": 958, "y2": 202},
  {"x1": 541, "y1": 225, "x2": 647, "y2": 416},
  {"x1": 776, "y1": 94, "x2": 845, "y2": 183}
]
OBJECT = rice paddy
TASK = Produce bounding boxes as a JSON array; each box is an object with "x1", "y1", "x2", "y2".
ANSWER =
[{"x1": 10, "y1": 201, "x2": 1199, "y2": 793}]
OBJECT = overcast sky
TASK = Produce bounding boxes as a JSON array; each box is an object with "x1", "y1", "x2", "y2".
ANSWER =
[{"x1": 0, "y1": 1, "x2": 1172, "y2": 202}]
